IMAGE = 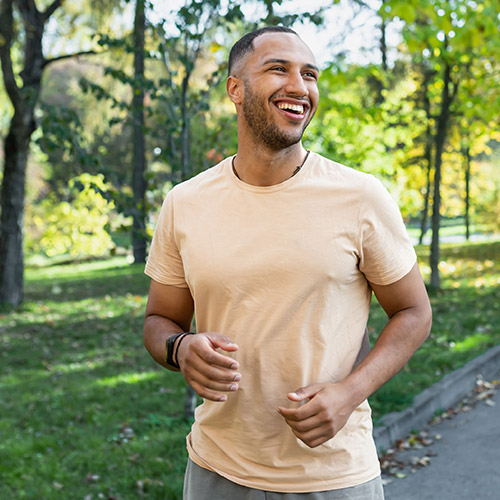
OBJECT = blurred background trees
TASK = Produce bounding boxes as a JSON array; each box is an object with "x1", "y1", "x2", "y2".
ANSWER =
[{"x1": 1, "y1": 0, "x2": 499, "y2": 306}]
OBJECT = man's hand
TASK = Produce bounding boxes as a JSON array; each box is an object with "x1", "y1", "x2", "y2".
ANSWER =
[
  {"x1": 277, "y1": 382, "x2": 356, "y2": 448},
  {"x1": 177, "y1": 332, "x2": 241, "y2": 402},
  {"x1": 143, "y1": 281, "x2": 241, "y2": 403}
]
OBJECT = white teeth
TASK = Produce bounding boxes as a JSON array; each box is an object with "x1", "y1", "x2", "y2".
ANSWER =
[{"x1": 277, "y1": 102, "x2": 304, "y2": 113}]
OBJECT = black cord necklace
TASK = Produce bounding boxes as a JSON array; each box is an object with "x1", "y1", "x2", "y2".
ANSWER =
[{"x1": 232, "y1": 150, "x2": 310, "y2": 181}]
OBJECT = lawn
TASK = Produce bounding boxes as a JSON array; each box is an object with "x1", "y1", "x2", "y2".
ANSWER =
[{"x1": 1, "y1": 241, "x2": 499, "y2": 499}]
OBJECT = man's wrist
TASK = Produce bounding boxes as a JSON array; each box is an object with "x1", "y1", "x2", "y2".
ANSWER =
[
  {"x1": 165, "y1": 332, "x2": 195, "y2": 369},
  {"x1": 166, "y1": 332, "x2": 184, "y2": 369},
  {"x1": 338, "y1": 371, "x2": 372, "y2": 410},
  {"x1": 174, "y1": 332, "x2": 196, "y2": 368}
]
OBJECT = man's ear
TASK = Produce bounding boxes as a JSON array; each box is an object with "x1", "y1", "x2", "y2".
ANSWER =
[{"x1": 227, "y1": 75, "x2": 243, "y2": 104}]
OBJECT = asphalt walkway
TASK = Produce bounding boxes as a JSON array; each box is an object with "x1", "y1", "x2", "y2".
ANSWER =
[{"x1": 381, "y1": 371, "x2": 500, "y2": 500}]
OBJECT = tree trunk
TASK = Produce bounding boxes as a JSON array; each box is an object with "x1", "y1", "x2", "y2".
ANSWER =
[
  {"x1": 380, "y1": 9, "x2": 388, "y2": 72},
  {"x1": 419, "y1": 69, "x2": 434, "y2": 246},
  {"x1": 180, "y1": 74, "x2": 190, "y2": 182},
  {"x1": 430, "y1": 62, "x2": 453, "y2": 290},
  {"x1": 464, "y1": 146, "x2": 471, "y2": 241},
  {"x1": 0, "y1": 122, "x2": 30, "y2": 306},
  {"x1": 419, "y1": 159, "x2": 432, "y2": 245},
  {"x1": 132, "y1": 0, "x2": 147, "y2": 264},
  {"x1": 184, "y1": 385, "x2": 197, "y2": 419},
  {"x1": 419, "y1": 127, "x2": 433, "y2": 246}
]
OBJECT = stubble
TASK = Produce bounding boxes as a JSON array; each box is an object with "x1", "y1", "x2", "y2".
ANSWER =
[{"x1": 242, "y1": 80, "x2": 313, "y2": 151}]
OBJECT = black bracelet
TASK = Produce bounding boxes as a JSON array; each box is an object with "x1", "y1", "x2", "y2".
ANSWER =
[
  {"x1": 166, "y1": 332, "x2": 185, "y2": 369},
  {"x1": 174, "y1": 332, "x2": 196, "y2": 367}
]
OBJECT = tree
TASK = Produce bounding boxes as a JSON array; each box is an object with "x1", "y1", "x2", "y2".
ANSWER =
[
  {"x1": 131, "y1": 0, "x2": 147, "y2": 263},
  {"x1": 416, "y1": 66, "x2": 436, "y2": 245},
  {"x1": 0, "y1": 0, "x2": 66, "y2": 306},
  {"x1": 0, "y1": 0, "x2": 131, "y2": 305},
  {"x1": 152, "y1": 0, "x2": 246, "y2": 183},
  {"x1": 454, "y1": 58, "x2": 500, "y2": 241},
  {"x1": 384, "y1": 0, "x2": 500, "y2": 289},
  {"x1": 429, "y1": 54, "x2": 458, "y2": 289}
]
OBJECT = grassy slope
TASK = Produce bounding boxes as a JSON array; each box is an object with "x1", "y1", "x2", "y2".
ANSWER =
[{"x1": 1, "y1": 242, "x2": 499, "y2": 499}]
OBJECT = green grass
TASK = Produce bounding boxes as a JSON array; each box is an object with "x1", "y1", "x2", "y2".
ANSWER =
[
  {"x1": 406, "y1": 222, "x2": 495, "y2": 240},
  {"x1": 1, "y1": 241, "x2": 500, "y2": 499},
  {"x1": 1, "y1": 258, "x2": 190, "y2": 499}
]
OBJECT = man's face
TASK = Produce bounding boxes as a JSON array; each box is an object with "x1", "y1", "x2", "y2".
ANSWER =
[{"x1": 238, "y1": 33, "x2": 319, "y2": 151}]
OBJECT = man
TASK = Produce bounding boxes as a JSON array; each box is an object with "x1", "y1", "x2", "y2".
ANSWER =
[{"x1": 143, "y1": 26, "x2": 432, "y2": 499}]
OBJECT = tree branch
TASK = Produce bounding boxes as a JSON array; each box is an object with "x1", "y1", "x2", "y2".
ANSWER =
[
  {"x1": 13, "y1": 0, "x2": 36, "y2": 21},
  {"x1": 160, "y1": 50, "x2": 181, "y2": 103},
  {"x1": 42, "y1": 50, "x2": 98, "y2": 68},
  {"x1": 0, "y1": 0, "x2": 22, "y2": 108},
  {"x1": 190, "y1": 67, "x2": 227, "y2": 115},
  {"x1": 41, "y1": 0, "x2": 63, "y2": 23}
]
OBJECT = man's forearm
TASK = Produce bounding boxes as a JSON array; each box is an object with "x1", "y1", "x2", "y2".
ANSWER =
[
  {"x1": 342, "y1": 306, "x2": 431, "y2": 409},
  {"x1": 143, "y1": 314, "x2": 185, "y2": 371}
]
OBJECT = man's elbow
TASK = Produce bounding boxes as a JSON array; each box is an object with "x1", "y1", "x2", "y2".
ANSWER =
[
  {"x1": 420, "y1": 300, "x2": 433, "y2": 342},
  {"x1": 142, "y1": 313, "x2": 157, "y2": 351}
]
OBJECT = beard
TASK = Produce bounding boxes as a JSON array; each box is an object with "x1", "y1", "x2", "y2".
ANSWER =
[{"x1": 242, "y1": 80, "x2": 314, "y2": 151}]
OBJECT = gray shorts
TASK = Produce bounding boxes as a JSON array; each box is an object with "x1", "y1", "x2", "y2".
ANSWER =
[{"x1": 183, "y1": 458, "x2": 385, "y2": 500}]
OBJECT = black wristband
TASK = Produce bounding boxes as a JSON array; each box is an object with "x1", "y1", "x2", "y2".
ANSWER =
[
  {"x1": 174, "y1": 332, "x2": 196, "y2": 367},
  {"x1": 166, "y1": 332, "x2": 185, "y2": 369}
]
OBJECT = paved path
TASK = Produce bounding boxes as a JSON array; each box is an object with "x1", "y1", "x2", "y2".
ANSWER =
[{"x1": 382, "y1": 373, "x2": 500, "y2": 500}]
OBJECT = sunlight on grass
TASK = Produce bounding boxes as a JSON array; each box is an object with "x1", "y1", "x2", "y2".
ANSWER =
[
  {"x1": 50, "y1": 359, "x2": 109, "y2": 373},
  {"x1": 96, "y1": 371, "x2": 160, "y2": 387},
  {"x1": 27, "y1": 256, "x2": 131, "y2": 279},
  {"x1": 451, "y1": 333, "x2": 491, "y2": 352}
]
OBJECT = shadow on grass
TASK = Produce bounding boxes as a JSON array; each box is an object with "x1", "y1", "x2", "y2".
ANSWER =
[{"x1": 25, "y1": 263, "x2": 150, "y2": 303}]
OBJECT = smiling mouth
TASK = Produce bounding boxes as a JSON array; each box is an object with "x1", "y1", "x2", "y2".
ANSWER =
[{"x1": 276, "y1": 102, "x2": 305, "y2": 115}]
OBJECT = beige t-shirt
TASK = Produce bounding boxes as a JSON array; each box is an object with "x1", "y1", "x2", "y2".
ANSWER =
[{"x1": 145, "y1": 152, "x2": 416, "y2": 493}]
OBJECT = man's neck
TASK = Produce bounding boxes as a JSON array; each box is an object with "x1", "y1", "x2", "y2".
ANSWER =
[{"x1": 233, "y1": 143, "x2": 308, "y2": 187}]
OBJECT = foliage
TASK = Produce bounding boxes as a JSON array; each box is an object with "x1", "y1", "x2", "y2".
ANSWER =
[
  {"x1": 26, "y1": 173, "x2": 116, "y2": 258},
  {"x1": 3, "y1": 0, "x2": 498, "y2": 301},
  {"x1": 306, "y1": 61, "x2": 429, "y2": 219},
  {"x1": 36, "y1": 100, "x2": 102, "y2": 186},
  {"x1": 148, "y1": 0, "x2": 245, "y2": 181},
  {"x1": 1, "y1": 239, "x2": 499, "y2": 498}
]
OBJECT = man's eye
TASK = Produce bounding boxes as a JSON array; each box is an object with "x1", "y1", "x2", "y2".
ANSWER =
[{"x1": 272, "y1": 66, "x2": 286, "y2": 72}]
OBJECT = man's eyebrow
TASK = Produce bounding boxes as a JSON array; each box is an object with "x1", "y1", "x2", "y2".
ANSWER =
[{"x1": 262, "y1": 58, "x2": 319, "y2": 73}]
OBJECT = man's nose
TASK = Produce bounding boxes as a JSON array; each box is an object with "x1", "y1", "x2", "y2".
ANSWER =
[{"x1": 283, "y1": 70, "x2": 308, "y2": 96}]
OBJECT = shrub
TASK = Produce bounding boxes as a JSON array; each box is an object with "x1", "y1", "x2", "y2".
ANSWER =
[{"x1": 27, "y1": 173, "x2": 115, "y2": 258}]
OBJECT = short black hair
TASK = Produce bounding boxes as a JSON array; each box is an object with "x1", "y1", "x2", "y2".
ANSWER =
[{"x1": 228, "y1": 26, "x2": 298, "y2": 77}]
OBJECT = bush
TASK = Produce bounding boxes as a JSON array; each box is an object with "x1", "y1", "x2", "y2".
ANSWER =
[{"x1": 27, "y1": 173, "x2": 115, "y2": 258}]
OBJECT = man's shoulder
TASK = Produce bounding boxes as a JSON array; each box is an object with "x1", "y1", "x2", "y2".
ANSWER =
[
  {"x1": 309, "y1": 153, "x2": 374, "y2": 186},
  {"x1": 312, "y1": 154, "x2": 403, "y2": 213},
  {"x1": 171, "y1": 157, "x2": 231, "y2": 198}
]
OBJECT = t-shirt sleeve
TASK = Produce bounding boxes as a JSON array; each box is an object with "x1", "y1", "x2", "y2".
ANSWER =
[
  {"x1": 358, "y1": 176, "x2": 416, "y2": 286},
  {"x1": 144, "y1": 189, "x2": 188, "y2": 288}
]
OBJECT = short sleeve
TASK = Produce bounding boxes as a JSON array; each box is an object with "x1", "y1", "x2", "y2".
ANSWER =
[
  {"x1": 358, "y1": 176, "x2": 416, "y2": 286},
  {"x1": 144, "y1": 189, "x2": 188, "y2": 288}
]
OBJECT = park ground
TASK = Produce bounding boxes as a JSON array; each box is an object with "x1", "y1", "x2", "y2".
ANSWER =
[{"x1": 1, "y1": 237, "x2": 499, "y2": 499}]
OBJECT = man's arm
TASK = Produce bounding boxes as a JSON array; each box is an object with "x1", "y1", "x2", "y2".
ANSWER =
[
  {"x1": 278, "y1": 262, "x2": 432, "y2": 448},
  {"x1": 143, "y1": 279, "x2": 241, "y2": 402}
]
